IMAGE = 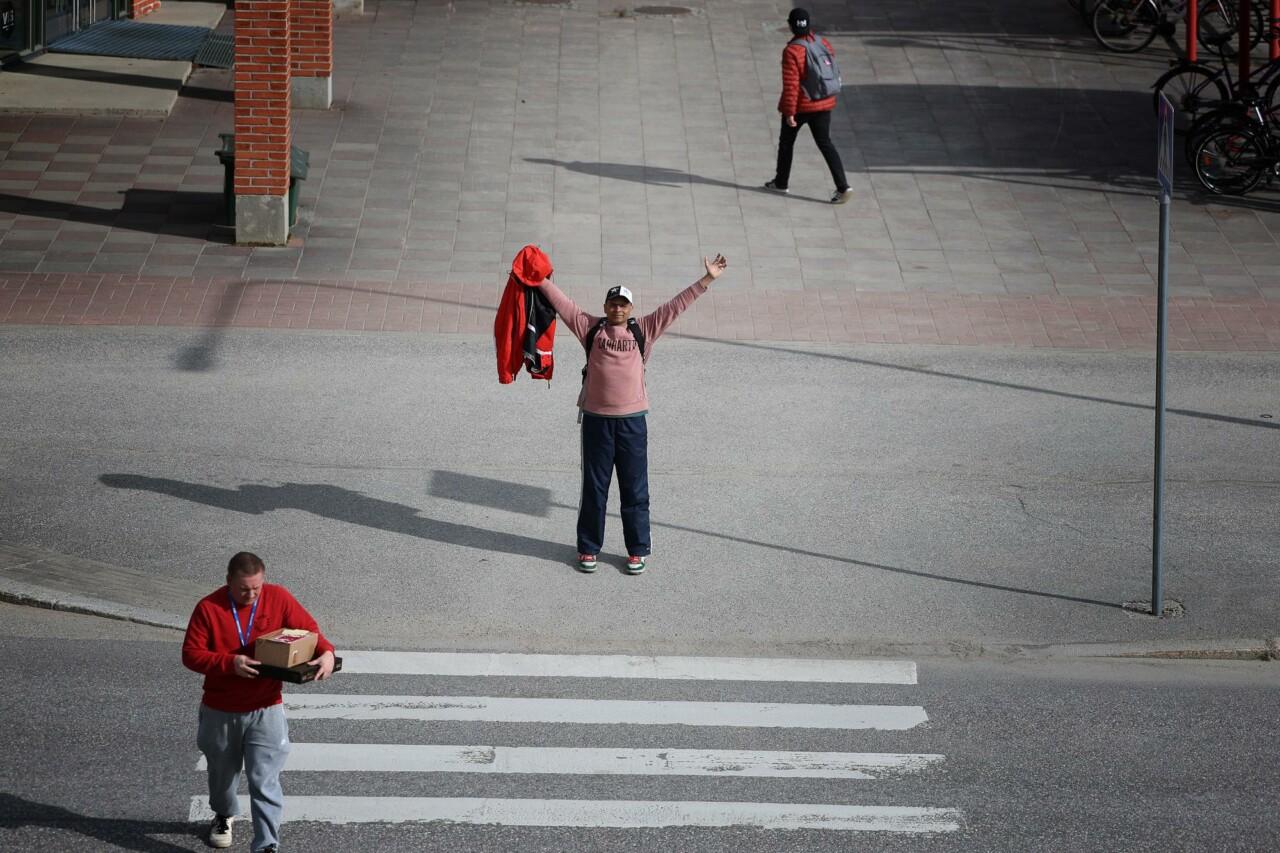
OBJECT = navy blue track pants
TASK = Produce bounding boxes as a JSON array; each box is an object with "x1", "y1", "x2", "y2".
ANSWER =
[{"x1": 578, "y1": 413, "x2": 650, "y2": 557}]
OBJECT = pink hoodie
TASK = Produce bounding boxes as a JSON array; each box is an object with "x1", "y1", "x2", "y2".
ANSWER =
[{"x1": 539, "y1": 279, "x2": 708, "y2": 416}]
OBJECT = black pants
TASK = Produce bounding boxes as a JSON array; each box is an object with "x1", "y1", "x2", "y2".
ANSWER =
[
  {"x1": 578, "y1": 413, "x2": 650, "y2": 557},
  {"x1": 772, "y1": 111, "x2": 848, "y2": 192}
]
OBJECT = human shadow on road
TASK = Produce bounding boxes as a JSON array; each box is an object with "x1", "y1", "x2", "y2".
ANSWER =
[
  {"x1": 0, "y1": 793, "x2": 193, "y2": 852},
  {"x1": 427, "y1": 469, "x2": 1121, "y2": 610},
  {"x1": 429, "y1": 470, "x2": 552, "y2": 518},
  {"x1": 98, "y1": 475, "x2": 567, "y2": 563},
  {"x1": 523, "y1": 158, "x2": 832, "y2": 204},
  {"x1": 524, "y1": 157, "x2": 744, "y2": 190}
]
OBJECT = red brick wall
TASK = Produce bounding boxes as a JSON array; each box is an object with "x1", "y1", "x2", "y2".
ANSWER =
[
  {"x1": 130, "y1": 0, "x2": 161, "y2": 18},
  {"x1": 234, "y1": 0, "x2": 292, "y2": 196},
  {"x1": 291, "y1": 0, "x2": 333, "y2": 78}
]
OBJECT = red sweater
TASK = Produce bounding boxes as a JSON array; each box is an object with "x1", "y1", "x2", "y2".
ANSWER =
[
  {"x1": 182, "y1": 583, "x2": 335, "y2": 713},
  {"x1": 778, "y1": 34, "x2": 838, "y2": 116}
]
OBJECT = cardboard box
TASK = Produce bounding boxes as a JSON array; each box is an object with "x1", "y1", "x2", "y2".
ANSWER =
[{"x1": 255, "y1": 628, "x2": 318, "y2": 669}]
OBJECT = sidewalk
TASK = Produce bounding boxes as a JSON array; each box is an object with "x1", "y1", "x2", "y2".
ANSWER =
[
  {"x1": 0, "y1": 0, "x2": 1276, "y2": 348},
  {"x1": 0, "y1": 2, "x2": 228, "y2": 116}
]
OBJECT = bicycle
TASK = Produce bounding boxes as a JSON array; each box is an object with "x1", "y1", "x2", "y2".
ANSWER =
[
  {"x1": 1193, "y1": 116, "x2": 1280, "y2": 194},
  {"x1": 1092, "y1": 0, "x2": 1265, "y2": 55},
  {"x1": 1151, "y1": 19, "x2": 1280, "y2": 132}
]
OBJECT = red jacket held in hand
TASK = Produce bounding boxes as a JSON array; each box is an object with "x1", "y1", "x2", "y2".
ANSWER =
[{"x1": 494, "y1": 244, "x2": 557, "y2": 383}]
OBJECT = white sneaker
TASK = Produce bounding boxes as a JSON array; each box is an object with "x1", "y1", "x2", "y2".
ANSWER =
[
  {"x1": 830, "y1": 188, "x2": 853, "y2": 204},
  {"x1": 209, "y1": 814, "x2": 232, "y2": 848},
  {"x1": 764, "y1": 180, "x2": 789, "y2": 194}
]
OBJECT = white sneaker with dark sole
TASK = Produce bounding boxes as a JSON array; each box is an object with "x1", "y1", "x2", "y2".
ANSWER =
[
  {"x1": 625, "y1": 556, "x2": 646, "y2": 574},
  {"x1": 208, "y1": 815, "x2": 232, "y2": 849},
  {"x1": 577, "y1": 554, "x2": 598, "y2": 572}
]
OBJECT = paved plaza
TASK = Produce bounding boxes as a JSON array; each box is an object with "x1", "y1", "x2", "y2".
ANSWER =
[{"x1": 1, "y1": 0, "x2": 1278, "y2": 348}]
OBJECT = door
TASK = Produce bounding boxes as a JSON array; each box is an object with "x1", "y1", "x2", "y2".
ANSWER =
[{"x1": 45, "y1": 0, "x2": 74, "y2": 43}]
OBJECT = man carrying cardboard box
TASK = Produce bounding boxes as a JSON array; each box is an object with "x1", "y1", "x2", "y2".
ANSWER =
[{"x1": 182, "y1": 552, "x2": 335, "y2": 852}]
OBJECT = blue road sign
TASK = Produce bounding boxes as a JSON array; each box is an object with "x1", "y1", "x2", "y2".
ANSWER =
[{"x1": 1157, "y1": 92, "x2": 1174, "y2": 198}]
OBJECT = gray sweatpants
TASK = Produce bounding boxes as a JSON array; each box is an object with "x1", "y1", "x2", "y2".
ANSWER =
[{"x1": 198, "y1": 703, "x2": 291, "y2": 852}]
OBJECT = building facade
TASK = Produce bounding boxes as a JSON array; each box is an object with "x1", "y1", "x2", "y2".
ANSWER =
[{"x1": 0, "y1": 0, "x2": 157, "y2": 64}]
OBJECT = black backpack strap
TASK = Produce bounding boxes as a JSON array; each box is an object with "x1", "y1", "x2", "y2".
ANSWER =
[
  {"x1": 582, "y1": 318, "x2": 607, "y2": 382},
  {"x1": 627, "y1": 318, "x2": 646, "y2": 361},
  {"x1": 583, "y1": 318, "x2": 607, "y2": 356}
]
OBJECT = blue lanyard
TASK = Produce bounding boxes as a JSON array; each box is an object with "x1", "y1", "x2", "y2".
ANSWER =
[{"x1": 228, "y1": 589, "x2": 259, "y2": 649}]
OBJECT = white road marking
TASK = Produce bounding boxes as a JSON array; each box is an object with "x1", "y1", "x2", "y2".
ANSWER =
[
  {"x1": 339, "y1": 651, "x2": 916, "y2": 684},
  {"x1": 189, "y1": 796, "x2": 962, "y2": 832},
  {"x1": 284, "y1": 694, "x2": 929, "y2": 729},
  {"x1": 196, "y1": 743, "x2": 944, "y2": 779}
]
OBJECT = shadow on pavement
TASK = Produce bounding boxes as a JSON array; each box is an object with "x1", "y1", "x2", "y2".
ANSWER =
[
  {"x1": 100, "y1": 472, "x2": 1122, "y2": 610},
  {"x1": 526, "y1": 85, "x2": 1280, "y2": 210},
  {"x1": 173, "y1": 280, "x2": 247, "y2": 372},
  {"x1": 0, "y1": 190, "x2": 224, "y2": 240},
  {"x1": 429, "y1": 470, "x2": 552, "y2": 518},
  {"x1": 3, "y1": 61, "x2": 183, "y2": 92},
  {"x1": 523, "y1": 158, "x2": 839, "y2": 201},
  {"x1": 673, "y1": 333, "x2": 1280, "y2": 432},
  {"x1": 97, "y1": 476, "x2": 569, "y2": 564},
  {"x1": 0, "y1": 793, "x2": 194, "y2": 853}
]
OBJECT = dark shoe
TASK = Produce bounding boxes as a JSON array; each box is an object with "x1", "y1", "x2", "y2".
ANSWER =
[
  {"x1": 764, "y1": 179, "x2": 789, "y2": 194},
  {"x1": 208, "y1": 815, "x2": 232, "y2": 848},
  {"x1": 625, "y1": 555, "x2": 646, "y2": 575},
  {"x1": 830, "y1": 188, "x2": 853, "y2": 204},
  {"x1": 577, "y1": 553, "x2": 598, "y2": 572},
  {"x1": 256, "y1": 846, "x2": 278, "y2": 853}
]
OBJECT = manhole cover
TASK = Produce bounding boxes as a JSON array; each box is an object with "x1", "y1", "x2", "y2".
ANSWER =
[{"x1": 633, "y1": 5, "x2": 692, "y2": 15}]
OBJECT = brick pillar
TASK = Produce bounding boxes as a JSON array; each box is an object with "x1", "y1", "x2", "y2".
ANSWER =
[
  {"x1": 290, "y1": 0, "x2": 333, "y2": 109},
  {"x1": 234, "y1": 0, "x2": 292, "y2": 245},
  {"x1": 129, "y1": 0, "x2": 161, "y2": 18}
]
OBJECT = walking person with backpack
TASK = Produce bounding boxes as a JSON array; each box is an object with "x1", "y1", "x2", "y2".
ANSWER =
[
  {"x1": 765, "y1": 8, "x2": 852, "y2": 204},
  {"x1": 535, "y1": 254, "x2": 728, "y2": 574}
]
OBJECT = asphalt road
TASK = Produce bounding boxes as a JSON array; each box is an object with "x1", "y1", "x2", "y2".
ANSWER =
[
  {"x1": 0, "y1": 325, "x2": 1277, "y2": 652},
  {"x1": 2, "y1": 605, "x2": 1277, "y2": 852}
]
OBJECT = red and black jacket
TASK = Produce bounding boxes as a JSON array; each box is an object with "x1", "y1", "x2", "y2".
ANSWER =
[{"x1": 494, "y1": 245, "x2": 557, "y2": 383}]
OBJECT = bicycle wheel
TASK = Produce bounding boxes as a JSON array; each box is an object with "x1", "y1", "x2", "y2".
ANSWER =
[
  {"x1": 1183, "y1": 106, "x2": 1252, "y2": 166},
  {"x1": 1196, "y1": 0, "x2": 1268, "y2": 57},
  {"x1": 1092, "y1": 0, "x2": 1161, "y2": 53},
  {"x1": 1152, "y1": 64, "x2": 1229, "y2": 130},
  {"x1": 1194, "y1": 128, "x2": 1268, "y2": 194},
  {"x1": 1264, "y1": 73, "x2": 1280, "y2": 126}
]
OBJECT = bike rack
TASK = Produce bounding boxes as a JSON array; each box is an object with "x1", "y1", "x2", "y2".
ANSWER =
[
  {"x1": 1272, "y1": 0, "x2": 1279, "y2": 61},
  {"x1": 1188, "y1": 1, "x2": 1280, "y2": 65}
]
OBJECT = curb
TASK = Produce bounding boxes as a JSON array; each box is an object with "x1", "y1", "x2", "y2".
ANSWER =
[
  {"x1": 0, "y1": 579, "x2": 186, "y2": 632},
  {"x1": 1, "y1": 579, "x2": 1273, "y2": 661}
]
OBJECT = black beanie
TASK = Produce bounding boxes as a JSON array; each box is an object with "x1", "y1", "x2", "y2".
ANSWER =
[{"x1": 788, "y1": 8, "x2": 811, "y2": 36}]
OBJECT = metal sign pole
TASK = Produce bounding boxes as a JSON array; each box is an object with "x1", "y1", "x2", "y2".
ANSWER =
[
  {"x1": 1153, "y1": 190, "x2": 1168, "y2": 617},
  {"x1": 1152, "y1": 94, "x2": 1174, "y2": 617}
]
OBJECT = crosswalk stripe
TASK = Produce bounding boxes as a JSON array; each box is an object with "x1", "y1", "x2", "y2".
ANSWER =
[
  {"x1": 340, "y1": 651, "x2": 916, "y2": 684},
  {"x1": 189, "y1": 795, "x2": 962, "y2": 832},
  {"x1": 198, "y1": 744, "x2": 944, "y2": 779},
  {"x1": 285, "y1": 694, "x2": 929, "y2": 730}
]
